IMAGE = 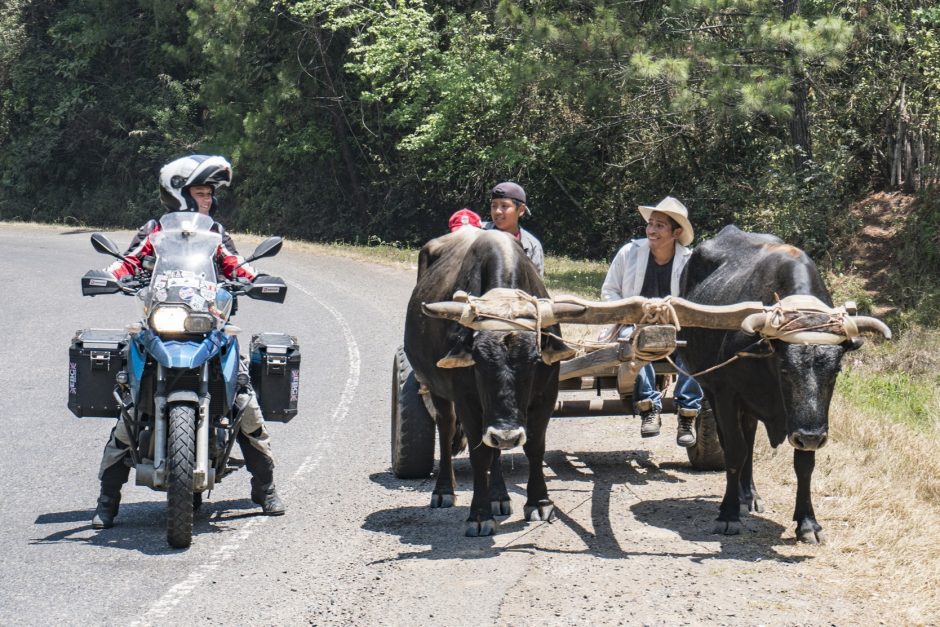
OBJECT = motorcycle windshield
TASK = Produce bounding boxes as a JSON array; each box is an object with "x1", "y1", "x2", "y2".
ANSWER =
[
  {"x1": 151, "y1": 212, "x2": 221, "y2": 281},
  {"x1": 145, "y1": 212, "x2": 232, "y2": 323}
]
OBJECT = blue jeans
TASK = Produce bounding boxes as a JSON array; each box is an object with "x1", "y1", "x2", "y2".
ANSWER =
[{"x1": 634, "y1": 354, "x2": 703, "y2": 414}]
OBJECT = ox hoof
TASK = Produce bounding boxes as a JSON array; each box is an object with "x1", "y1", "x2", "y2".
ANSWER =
[
  {"x1": 524, "y1": 500, "x2": 555, "y2": 522},
  {"x1": 712, "y1": 520, "x2": 742, "y2": 536},
  {"x1": 739, "y1": 497, "x2": 764, "y2": 515},
  {"x1": 796, "y1": 522, "x2": 826, "y2": 544},
  {"x1": 491, "y1": 498, "x2": 512, "y2": 517},
  {"x1": 430, "y1": 493, "x2": 455, "y2": 508},
  {"x1": 465, "y1": 519, "x2": 497, "y2": 537}
]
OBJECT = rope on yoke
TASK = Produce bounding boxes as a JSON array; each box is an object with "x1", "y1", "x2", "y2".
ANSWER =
[
  {"x1": 746, "y1": 295, "x2": 860, "y2": 345},
  {"x1": 666, "y1": 338, "x2": 775, "y2": 379},
  {"x1": 640, "y1": 297, "x2": 681, "y2": 330},
  {"x1": 458, "y1": 289, "x2": 559, "y2": 357}
]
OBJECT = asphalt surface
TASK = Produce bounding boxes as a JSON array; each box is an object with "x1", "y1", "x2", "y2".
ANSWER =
[{"x1": 0, "y1": 223, "x2": 862, "y2": 626}]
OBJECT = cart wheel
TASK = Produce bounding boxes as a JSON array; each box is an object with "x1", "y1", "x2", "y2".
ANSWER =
[
  {"x1": 391, "y1": 346, "x2": 436, "y2": 478},
  {"x1": 686, "y1": 399, "x2": 725, "y2": 471}
]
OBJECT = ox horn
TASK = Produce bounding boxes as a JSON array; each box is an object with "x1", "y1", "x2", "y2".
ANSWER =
[
  {"x1": 852, "y1": 316, "x2": 892, "y2": 340},
  {"x1": 741, "y1": 312, "x2": 767, "y2": 335},
  {"x1": 423, "y1": 302, "x2": 467, "y2": 320},
  {"x1": 540, "y1": 336, "x2": 577, "y2": 365}
]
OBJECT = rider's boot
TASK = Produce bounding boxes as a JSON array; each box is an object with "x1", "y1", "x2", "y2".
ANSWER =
[
  {"x1": 92, "y1": 460, "x2": 130, "y2": 529},
  {"x1": 238, "y1": 430, "x2": 286, "y2": 516},
  {"x1": 676, "y1": 408, "x2": 698, "y2": 447}
]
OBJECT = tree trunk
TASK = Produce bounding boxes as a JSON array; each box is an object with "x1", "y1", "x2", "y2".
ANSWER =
[
  {"x1": 782, "y1": 0, "x2": 813, "y2": 170},
  {"x1": 309, "y1": 18, "x2": 368, "y2": 215},
  {"x1": 889, "y1": 81, "x2": 920, "y2": 192}
]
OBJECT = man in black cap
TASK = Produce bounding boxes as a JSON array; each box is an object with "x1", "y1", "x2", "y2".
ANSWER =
[{"x1": 484, "y1": 181, "x2": 544, "y2": 276}]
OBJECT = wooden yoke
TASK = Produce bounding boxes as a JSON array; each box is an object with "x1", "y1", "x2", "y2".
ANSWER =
[
  {"x1": 549, "y1": 294, "x2": 768, "y2": 330},
  {"x1": 421, "y1": 290, "x2": 892, "y2": 360},
  {"x1": 422, "y1": 292, "x2": 769, "y2": 332}
]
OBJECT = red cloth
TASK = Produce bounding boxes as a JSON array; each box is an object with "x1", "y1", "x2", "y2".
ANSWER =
[{"x1": 448, "y1": 208, "x2": 482, "y2": 232}]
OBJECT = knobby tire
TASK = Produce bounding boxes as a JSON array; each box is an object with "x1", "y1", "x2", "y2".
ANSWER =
[
  {"x1": 167, "y1": 403, "x2": 197, "y2": 548},
  {"x1": 391, "y1": 346, "x2": 436, "y2": 478}
]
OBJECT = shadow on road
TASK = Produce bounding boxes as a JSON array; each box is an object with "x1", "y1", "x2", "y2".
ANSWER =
[
  {"x1": 365, "y1": 448, "x2": 808, "y2": 566},
  {"x1": 31, "y1": 498, "x2": 266, "y2": 555}
]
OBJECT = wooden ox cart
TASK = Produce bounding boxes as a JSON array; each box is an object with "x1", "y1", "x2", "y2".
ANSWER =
[{"x1": 392, "y1": 290, "x2": 884, "y2": 477}]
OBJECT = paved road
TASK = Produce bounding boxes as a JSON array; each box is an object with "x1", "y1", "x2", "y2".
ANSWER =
[{"x1": 0, "y1": 224, "x2": 860, "y2": 626}]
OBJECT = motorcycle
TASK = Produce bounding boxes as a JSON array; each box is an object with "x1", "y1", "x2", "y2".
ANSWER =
[{"x1": 72, "y1": 212, "x2": 296, "y2": 548}]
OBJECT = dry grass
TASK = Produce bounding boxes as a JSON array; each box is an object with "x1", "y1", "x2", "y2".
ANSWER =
[{"x1": 753, "y1": 388, "x2": 940, "y2": 624}]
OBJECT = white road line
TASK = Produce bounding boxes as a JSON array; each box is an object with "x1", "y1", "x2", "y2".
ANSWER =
[{"x1": 134, "y1": 278, "x2": 360, "y2": 626}]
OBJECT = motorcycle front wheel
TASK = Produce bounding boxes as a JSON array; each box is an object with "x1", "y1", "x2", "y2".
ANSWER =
[{"x1": 167, "y1": 402, "x2": 197, "y2": 548}]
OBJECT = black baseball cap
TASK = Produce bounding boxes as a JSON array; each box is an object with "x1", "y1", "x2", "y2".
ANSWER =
[{"x1": 491, "y1": 181, "x2": 526, "y2": 204}]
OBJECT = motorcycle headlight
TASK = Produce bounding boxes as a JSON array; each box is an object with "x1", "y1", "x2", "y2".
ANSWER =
[
  {"x1": 184, "y1": 313, "x2": 215, "y2": 333},
  {"x1": 150, "y1": 306, "x2": 188, "y2": 333}
]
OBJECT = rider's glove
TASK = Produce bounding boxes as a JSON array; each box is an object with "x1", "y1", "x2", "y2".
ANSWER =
[{"x1": 118, "y1": 274, "x2": 136, "y2": 284}]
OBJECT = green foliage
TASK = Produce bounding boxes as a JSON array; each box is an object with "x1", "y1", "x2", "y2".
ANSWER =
[
  {"x1": 543, "y1": 257, "x2": 607, "y2": 299},
  {"x1": 1, "y1": 0, "x2": 938, "y2": 292},
  {"x1": 838, "y1": 324, "x2": 940, "y2": 430},
  {"x1": 0, "y1": 1, "x2": 198, "y2": 225},
  {"x1": 837, "y1": 368, "x2": 939, "y2": 431}
]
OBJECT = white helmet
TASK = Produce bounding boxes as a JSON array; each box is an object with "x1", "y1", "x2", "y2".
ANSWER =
[{"x1": 159, "y1": 155, "x2": 232, "y2": 213}]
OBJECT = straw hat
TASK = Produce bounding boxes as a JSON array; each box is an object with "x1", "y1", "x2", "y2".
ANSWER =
[{"x1": 638, "y1": 196, "x2": 694, "y2": 246}]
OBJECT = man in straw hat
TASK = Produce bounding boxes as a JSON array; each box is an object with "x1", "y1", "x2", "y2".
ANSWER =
[{"x1": 600, "y1": 196, "x2": 704, "y2": 447}]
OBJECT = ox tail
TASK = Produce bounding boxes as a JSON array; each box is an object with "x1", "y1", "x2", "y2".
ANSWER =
[{"x1": 452, "y1": 422, "x2": 468, "y2": 456}]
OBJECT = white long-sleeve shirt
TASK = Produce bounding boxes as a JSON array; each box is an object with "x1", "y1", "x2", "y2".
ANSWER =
[{"x1": 601, "y1": 238, "x2": 692, "y2": 301}]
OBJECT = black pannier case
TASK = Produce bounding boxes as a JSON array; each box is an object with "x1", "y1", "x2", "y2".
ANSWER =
[
  {"x1": 68, "y1": 329, "x2": 128, "y2": 418},
  {"x1": 249, "y1": 332, "x2": 301, "y2": 423}
]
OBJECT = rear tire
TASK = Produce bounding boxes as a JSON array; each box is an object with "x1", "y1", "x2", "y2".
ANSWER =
[
  {"x1": 686, "y1": 399, "x2": 725, "y2": 471},
  {"x1": 167, "y1": 403, "x2": 196, "y2": 548},
  {"x1": 391, "y1": 346, "x2": 436, "y2": 479}
]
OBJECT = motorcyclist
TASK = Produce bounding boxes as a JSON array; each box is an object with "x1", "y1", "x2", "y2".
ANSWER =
[{"x1": 91, "y1": 155, "x2": 286, "y2": 530}]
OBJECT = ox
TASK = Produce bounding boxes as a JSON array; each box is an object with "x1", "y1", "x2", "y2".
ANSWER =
[
  {"x1": 679, "y1": 226, "x2": 890, "y2": 543},
  {"x1": 405, "y1": 228, "x2": 573, "y2": 536}
]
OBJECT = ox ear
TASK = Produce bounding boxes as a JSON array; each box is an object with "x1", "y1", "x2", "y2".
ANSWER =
[
  {"x1": 437, "y1": 331, "x2": 476, "y2": 368},
  {"x1": 437, "y1": 346, "x2": 475, "y2": 368},
  {"x1": 540, "y1": 336, "x2": 576, "y2": 365},
  {"x1": 842, "y1": 337, "x2": 865, "y2": 352}
]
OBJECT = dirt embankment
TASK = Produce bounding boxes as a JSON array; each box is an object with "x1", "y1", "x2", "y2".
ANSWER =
[{"x1": 827, "y1": 191, "x2": 916, "y2": 315}]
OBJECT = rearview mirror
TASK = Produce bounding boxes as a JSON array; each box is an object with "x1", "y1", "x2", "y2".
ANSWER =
[
  {"x1": 90, "y1": 233, "x2": 124, "y2": 259},
  {"x1": 248, "y1": 237, "x2": 283, "y2": 263}
]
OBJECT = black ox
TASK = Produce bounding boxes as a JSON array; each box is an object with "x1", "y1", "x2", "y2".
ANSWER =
[
  {"x1": 404, "y1": 228, "x2": 573, "y2": 536},
  {"x1": 679, "y1": 226, "x2": 889, "y2": 543}
]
